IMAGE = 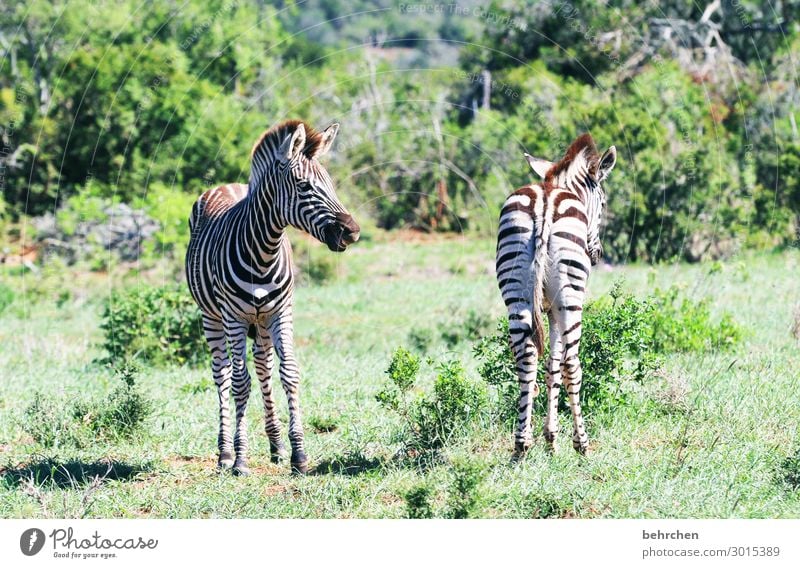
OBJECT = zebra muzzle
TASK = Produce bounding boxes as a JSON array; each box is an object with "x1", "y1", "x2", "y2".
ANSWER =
[{"x1": 324, "y1": 213, "x2": 360, "y2": 252}]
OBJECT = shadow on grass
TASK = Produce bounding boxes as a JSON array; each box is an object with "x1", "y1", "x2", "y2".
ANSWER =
[
  {"x1": 312, "y1": 452, "x2": 382, "y2": 476},
  {"x1": 1, "y1": 457, "x2": 153, "y2": 489}
]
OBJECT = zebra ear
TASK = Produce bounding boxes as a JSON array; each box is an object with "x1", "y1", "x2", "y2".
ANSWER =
[
  {"x1": 313, "y1": 123, "x2": 339, "y2": 159},
  {"x1": 280, "y1": 123, "x2": 306, "y2": 162},
  {"x1": 524, "y1": 153, "x2": 553, "y2": 180},
  {"x1": 597, "y1": 146, "x2": 617, "y2": 182}
]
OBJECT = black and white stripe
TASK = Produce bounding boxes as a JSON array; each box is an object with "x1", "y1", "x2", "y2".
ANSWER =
[
  {"x1": 495, "y1": 133, "x2": 616, "y2": 455},
  {"x1": 186, "y1": 120, "x2": 360, "y2": 475}
]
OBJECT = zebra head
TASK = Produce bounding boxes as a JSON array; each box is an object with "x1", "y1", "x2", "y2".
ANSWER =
[
  {"x1": 254, "y1": 120, "x2": 361, "y2": 252},
  {"x1": 524, "y1": 135, "x2": 616, "y2": 265}
]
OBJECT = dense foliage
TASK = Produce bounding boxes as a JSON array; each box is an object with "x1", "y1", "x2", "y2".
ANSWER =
[
  {"x1": 100, "y1": 284, "x2": 207, "y2": 366},
  {"x1": 1, "y1": 1, "x2": 798, "y2": 264}
]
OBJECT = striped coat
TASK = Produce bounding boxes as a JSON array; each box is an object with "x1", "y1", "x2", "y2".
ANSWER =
[
  {"x1": 495, "y1": 133, "x2": 616, "y2": 455},
  {"x1": 186, "y1": 120, "x2": 360, "y2": 475}
]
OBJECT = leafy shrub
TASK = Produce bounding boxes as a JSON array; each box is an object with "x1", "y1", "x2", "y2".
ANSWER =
[
  {"x1": 99, "y1": 284, "x2": 206, "y2": 366},
  {"x1": 649, "y1": 286, "x2": 743, "y2": 352},
  {"x1": 377, "y1": 351, "x2": 487, "y2": 451},
  {"x1": 22, "y1": 392, "x2": 75, "y2": 448},
  {"x1": 445, "y1": 459, "x2": 486, "y2": 519},
  {"x1": 474, "y1": 283, "x2": 743, "y2": 422},
  {"x1": 405, "y1": 483, "x2": 434, "y2": 519},
  {"x1": 21, "y1": 364, "x2": 152, "y2": 448},
  {"x1": 413, "y1": 361, "x2": 488, "y2": 450},
  {"x1": 0, "y1": 282, "x2": 14, "y2": 315},
  {"x1": 375, "y1": 347, "x2": 420, "y2": 412}
]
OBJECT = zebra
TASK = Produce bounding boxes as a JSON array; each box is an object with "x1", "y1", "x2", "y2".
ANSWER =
[
  {"x1": 185, "y1": 119, "x2": 360, "y2": 475},
  {"x1": 495, "y1": 133, "x2": 616, "y2": 456}
]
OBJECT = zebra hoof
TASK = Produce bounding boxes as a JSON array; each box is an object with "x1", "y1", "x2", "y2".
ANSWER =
[
  {"x1": 270, "y1": 443, "x2": 288, "y2": 464},
  {"x1": 512, "y1": 440, "x2": 532, "y2": 461},
  {"x1": 217, "y1": 452, "x2": 235, "y2": 470},
  {"x1": 573, "y1": 442, "x2": 589, "y2": 455},
  {"x1": 291, "y1": 451, "x2": 308, "y2": 475},
  {"x1": 233, "y1": 463, "x2": 251, "y2": 477}
]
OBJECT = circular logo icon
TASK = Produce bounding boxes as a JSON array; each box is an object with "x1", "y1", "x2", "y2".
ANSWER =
[{"x1": 20, "y1": 528, "x2": 45, "y2": 556}]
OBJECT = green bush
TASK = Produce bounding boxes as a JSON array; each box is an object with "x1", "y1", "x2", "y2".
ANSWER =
[
  {"x1": 474, "y1": 283, "x2": 742, "y2": 422},
  {"x1": 649, "y1": 286, "x2": 743, "y2": 352},
  {"x1": 404, "y1": 483, "x2": 434, "y2": 519},
  {"x1": 445, "y1": 459, "x2": 486, "y2": 519},
  {"x1": 377, "y1": 351, "x2": 487, "y2": 452},
  {"x1": 99, "y1": 284, "x2": 206, "y2": 366},
  {"x1": 21, "y1": 364, "x2": 152, "y2": 448}
]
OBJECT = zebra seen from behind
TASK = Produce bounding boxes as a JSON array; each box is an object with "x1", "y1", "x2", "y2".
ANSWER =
[
  {"x1": 186, "y1": 119, "x2": 360, "y2": 475},
  {"x1": 495, "y1": 133, "x2": 616, "y2": 456}
]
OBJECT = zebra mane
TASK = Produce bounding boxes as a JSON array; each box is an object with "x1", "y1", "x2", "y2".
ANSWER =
[
  {"x1": 250, "y1": 119, "x2": 326, "y2": 161},
  {"x1": 545, "y1": 133, "x2": 600, "y2": 182}
]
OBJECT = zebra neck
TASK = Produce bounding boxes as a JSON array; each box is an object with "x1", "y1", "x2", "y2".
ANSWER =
[{"x1": 242, "y1": 173, "x2": 286, "y2": 266}]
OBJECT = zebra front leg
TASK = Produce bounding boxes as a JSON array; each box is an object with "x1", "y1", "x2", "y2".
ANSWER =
[
  {"x1": 543, "y1": 311, "x2": 563, "y2": 452},
  {"x1": 559, "y1": 309, "x2": 589, "y2": 454},
  {"x1": 224, "y1": 317, "x2": 253, "y2": 476},
  {"x1": 508, "y1": 309, "x2": 541, "y2": 457},
  {"x1": 203, "y1": 316, "x2": 234, "y2": 470},
  {"x1": 269, "y1": 309, "x2": 308, "y2": 474},
  {"x1": 252, "y1": 325, "x2": 287, "y2": 464}
]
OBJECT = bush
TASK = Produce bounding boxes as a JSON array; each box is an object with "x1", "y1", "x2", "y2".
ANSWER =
[
  {"x1": 445, "y1": 459, "x2": 486, "y2": 519},
  {"x1": 99, "y1": 284, "x2": 206, "y2": 366},
  {"x1": 405, "y1": 483, "x2": 434, "y2": 519},
  {"x1": 376, "y1": 351, "x2": 487, "y2": 452},
  {"x1": 21, "y1": 364, "x2": 152, "y2": 448},
  {"x1": 649, "y1": 286, "x2": 743, "y2": 352},
  {"x1": 474, "y1": 283, "x2": 742, "y2": 422}
]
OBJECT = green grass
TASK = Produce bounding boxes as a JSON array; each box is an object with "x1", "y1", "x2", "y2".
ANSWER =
[{"x1": 1, "y1": 237, "x2": 799, "y2": 518}]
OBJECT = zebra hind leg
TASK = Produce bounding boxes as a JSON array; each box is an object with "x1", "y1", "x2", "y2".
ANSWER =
[
  {"x1": 252, "y1": 325, "x2": 288, "y2": 464},
  {"x1": 202, "y1": 316, "x2": 235, "y2": 470},
  {"x1": 508, "y1": 310, "x2": 541, "y2": 458},
  {"x1": 559, "y1": 312, "x2": 589, "y2": 454},
  {"x1": 543, "y1": 311, "x2": 563, "y2": 452}
]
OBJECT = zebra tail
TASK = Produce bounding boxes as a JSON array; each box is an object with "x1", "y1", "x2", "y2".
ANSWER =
[{"x1": 529, "y1": 220, "x2": 549, "y2": 356}]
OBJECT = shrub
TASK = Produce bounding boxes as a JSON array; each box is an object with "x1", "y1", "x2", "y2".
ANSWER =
[
  {"x1": 99, "y1": 284, "x2": 206, "y2": 366},
  {"x1": 474, "y1": 283, "x2": 743, "y2": 422},
  {"x1": 376, "y1": 347, "x2": 421, "y2": 412},
  {"x1": 445, "y1": 459, "x2": 486, "y2": 519},
  {"x1": 408, "y1": 326, "x2": 434, "y2": 353},
  {"x1": 308, "y1": 415, "x2": 339, "y2": 433},
  {"x1": 648, "y1": 286, "x2": 743, "y2": 352},
  {"x1": 21, "y1": 364, "x2": 152, "y2": 448},
  {"x1": 0, "y1": 282, "x2": 14, "y2": 316},
  {"x1": 377, "y1": 351, "x2": 487, "y2": 451},
  {"x1": 22, "y1": 392, "x2": 75, "y2": 448},
  {"x1": 405, "y1": 483, "x2": 434, "y2": 519},
  {"x1": 413, "y1": 361, "x2": 488, "y2": 450}
]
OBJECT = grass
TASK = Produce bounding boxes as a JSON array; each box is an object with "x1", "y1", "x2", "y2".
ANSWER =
[{"x1": 1, "y1": 235, "x2": 799, "y2": 518}]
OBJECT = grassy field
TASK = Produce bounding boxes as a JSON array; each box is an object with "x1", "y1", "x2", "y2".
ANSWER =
[{"x1": 1, "y1": 235, "x2": 799, "y2": 518}]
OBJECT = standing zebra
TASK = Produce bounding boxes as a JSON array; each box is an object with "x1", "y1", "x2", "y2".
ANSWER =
[
  {"x1": 495, "y1": 133, "x2": 616, "y2": 456},
  {"x1": 186, "y1": 120, "x2": 360, "y2": 475}
]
